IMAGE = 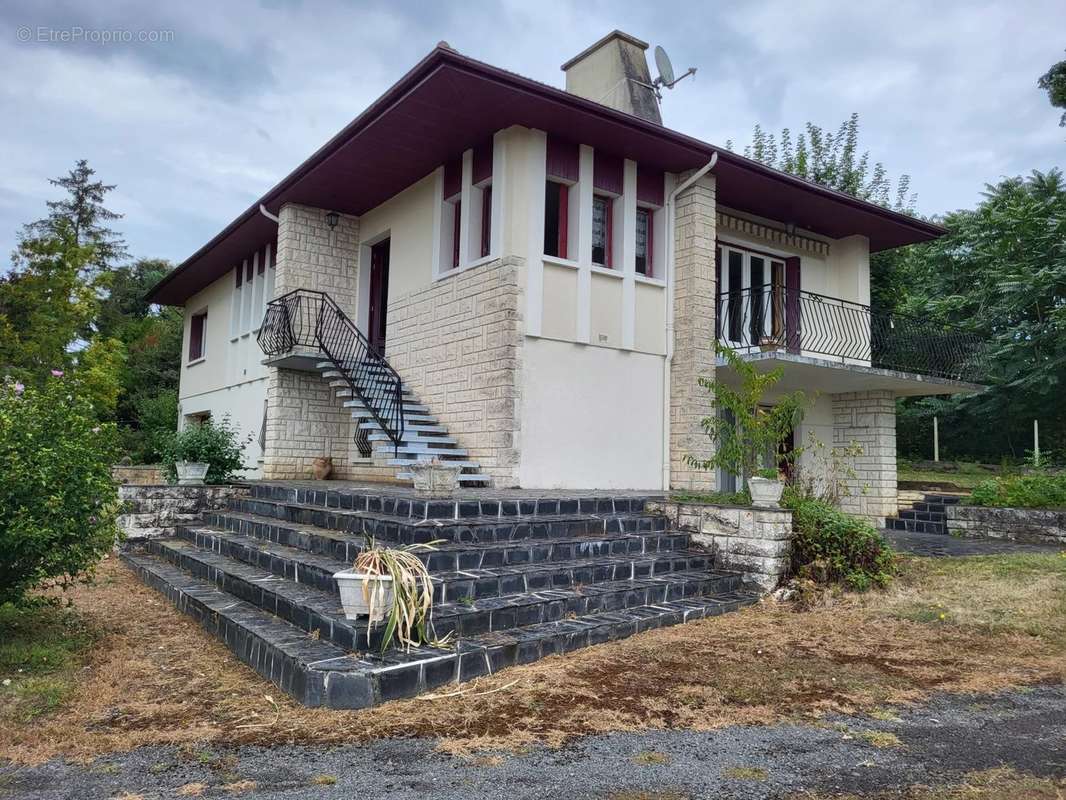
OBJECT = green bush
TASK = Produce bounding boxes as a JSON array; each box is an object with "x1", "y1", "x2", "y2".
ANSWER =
[
  {"x1": 968, "y1": 473, "x2": 1066, "y2": 509},
  {"x1": 160, "y1": 416, "x2": 249, "y2": 484},
  {"x1": 783, "y1": 489, "x2": 895, "y2": 591},
  {"x1": 0, "y1": 374, "x2": 120, "y2": 605}
]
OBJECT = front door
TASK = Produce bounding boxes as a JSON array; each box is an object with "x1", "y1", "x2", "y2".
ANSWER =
[{"x1": 368, "y1": 239, "x2": 390, "y2": 354}]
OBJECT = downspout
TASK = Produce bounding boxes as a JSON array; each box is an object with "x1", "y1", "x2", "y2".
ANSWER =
[
  {"x1": 259, "y1": 204, "x2": 280, "y2": 224},
  {"x1": 661, "y1": 153, "x2": 718, "y2": 492}
]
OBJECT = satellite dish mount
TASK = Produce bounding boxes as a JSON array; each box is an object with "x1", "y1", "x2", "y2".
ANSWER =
[{"x1": 649, "y1": 45, "x2": 696, "y2": 100}]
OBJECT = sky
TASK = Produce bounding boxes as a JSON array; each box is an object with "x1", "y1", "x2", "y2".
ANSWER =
[{"x1": 0, "y1": 0, "x2": 1063, "y2": 269}]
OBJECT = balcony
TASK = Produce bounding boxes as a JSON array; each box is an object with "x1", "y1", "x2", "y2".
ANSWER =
[{"x1": 715, "y1": 285, "x2": 986, "y2": 391}]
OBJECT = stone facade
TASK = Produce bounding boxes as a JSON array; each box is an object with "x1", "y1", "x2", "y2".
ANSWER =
[
  {"x1": 670, "y1": 173, "x2": 717, "y2": 491},
  {"x1": 112, "y1": 464, "x2": 165, "y2": 485},
  {"x1": 945, "y1": 505, "x2": 1066, "y2": 545},
  {"x1": 385, "y1": 256, "x2": 524, "y2": 486},
  {"x1": 263, "y1": 203, "x2": 363, "y2": 480},
  {"x1": 832, "y1": 390, "x2": 897, "y2": 522},
  {"x1": 648, "y1": 500, "x2": 793, "y2": 591},
  {"x1": 118, "y1": 484, "x2": 245, "y2": 540}
]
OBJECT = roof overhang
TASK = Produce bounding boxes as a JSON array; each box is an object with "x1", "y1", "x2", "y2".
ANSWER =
[
  {"x1": 148, "y1": 45, "x2": 947, "y2": 306},
  {"x1": 718, "y1": 351, "x2": 984, "y2": 397}
]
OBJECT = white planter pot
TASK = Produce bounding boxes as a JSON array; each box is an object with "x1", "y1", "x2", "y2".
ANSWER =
[
  {"x1": 748, "y1": 477, "x2": 785, "y2": 508},
  {"x1": 334, "y1": 570, "x2": 394, "y2": 623},
  {"x1": 175, "y1": 461, "x2": 210, "y2": 486},
  {"x1": 408, "y1": 461, "x2": 462, "y2": 497}
]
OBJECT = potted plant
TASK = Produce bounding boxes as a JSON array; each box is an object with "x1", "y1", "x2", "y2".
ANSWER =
[
  {"x1": 334, "y1": 538, "x2": 441, "y2": 652},
  {"x1": 408, "y1": 458, "x2": 462, "y2": 497},
  {"x1": 685, "y1": 344, "x2": 808, "y2": 503},
  {"x1": 758, "y1": 334, "x2": 782, "y2": 353},
  {"x1": 160, "y1": 416, "x2": 251, "y2": 485},
  {"x1": 748, "y1": 467, "x2": 785, "y2": 508}
]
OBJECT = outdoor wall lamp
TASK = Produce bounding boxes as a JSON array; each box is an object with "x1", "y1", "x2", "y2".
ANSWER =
[{"x1": 325, "y1": 210, "x2": 340, "y2": 230}]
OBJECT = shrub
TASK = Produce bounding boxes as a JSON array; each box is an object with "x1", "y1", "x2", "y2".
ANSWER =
[
  {"x1": 968, "y1": 473, "x2": 1066, "y2": 509},
  {"x1": 0, "y1": 374, "x2": 120, "y2": 605},
  {"x1": 783, "y1": 489, "x2": 895, "y2": 591},
  {"x1": 160, "y1": 416, "x2": 249, "y2": 484}
]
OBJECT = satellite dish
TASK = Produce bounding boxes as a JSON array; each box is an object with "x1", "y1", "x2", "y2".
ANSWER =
[{"x1": 654, "y1": 45, "x2": 675, "y2": 87}]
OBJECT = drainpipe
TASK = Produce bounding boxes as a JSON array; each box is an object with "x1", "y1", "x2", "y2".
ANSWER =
[
  {"x1": 259, "y1": 204, "x2": 280, "y2": 224},
  {"x1": 661, "y1": 153, "x2": 718, "y2": 492}
]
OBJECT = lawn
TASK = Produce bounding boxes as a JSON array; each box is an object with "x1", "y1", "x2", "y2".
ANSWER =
[
  {"x1": 897, "y1": 460, "x2": 1002, "y2": 491},
  {"x1": 1, "y1": 550, "x2": 1064, "y2": 765}
]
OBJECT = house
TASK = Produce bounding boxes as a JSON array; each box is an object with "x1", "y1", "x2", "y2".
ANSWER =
[{"x1": 147, "y1": 31, "x2": 983, "y2": 524}]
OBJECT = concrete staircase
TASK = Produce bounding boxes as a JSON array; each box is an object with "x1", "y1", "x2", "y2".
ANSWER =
[
  {"x1": 318, "y1": 360, "x2": 490, "y2": 487},
  {"x1": 121, "y1": 482, "x2": 758, "y2": 709}
]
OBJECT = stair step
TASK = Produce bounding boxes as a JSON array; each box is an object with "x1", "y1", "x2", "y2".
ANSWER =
[
  {"x1": 146, "y1": 537, "x2": 741, "y2": 651},
  {"x1": 227, "y1": 497, "x2": 666, "y2": 544},
  {"x1": 122, "y1": 548, "x2": 756, "y2": 709},
  {"x1": 342, "y1": 397, "x2": 429, "y2": 413},
  {"x1": 177, "y1": 525, "x2": 712, "y2": 604},
  {"x1": 361, "y1": 422, "x2": 447, "y2": 434},
  {"x1": 391, "y1": 444, "x2": 470, "y2": 457},
  {"x1": 386, "y1": 458, "x2": 481, "y2": 470},
  {"x1": 205, "y1": 509, "x2": 688, "y2": 570},
  {"x1": 369, "y1": 432, "x2": 458, "y2": 445}
]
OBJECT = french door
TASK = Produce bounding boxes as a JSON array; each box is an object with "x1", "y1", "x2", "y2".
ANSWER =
[{"x1": 717, "y1": 242, "x2": 800, "y2": 353}]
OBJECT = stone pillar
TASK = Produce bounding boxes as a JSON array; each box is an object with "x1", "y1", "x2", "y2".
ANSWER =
[
  {"x1": 262, "y1": 203, "x2": 362, "y2": 479},
  {"x1": 670, "y1": 172, "x2": 717, "y2": 491},
  {"x1": 831, "y1": 390, "x2": 897, "y2": 522}
]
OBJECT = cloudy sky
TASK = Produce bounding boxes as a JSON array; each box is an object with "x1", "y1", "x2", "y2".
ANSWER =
[{"x1": 1, "y1": 0, "x2": 1063, "y2": 268}]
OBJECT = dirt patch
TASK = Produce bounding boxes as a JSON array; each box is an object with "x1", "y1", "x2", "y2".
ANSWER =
[
  {"x1": 790, "y1": 767, "x2": 1066, "y2": 799},
  {"x1": 1, "y1": 554, "x2": 1064, "y2": 765}
]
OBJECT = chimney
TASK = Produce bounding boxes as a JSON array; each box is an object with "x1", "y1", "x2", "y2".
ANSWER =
[{"x1": 561, "y1": 31, "x2": 662, "y2": 125}]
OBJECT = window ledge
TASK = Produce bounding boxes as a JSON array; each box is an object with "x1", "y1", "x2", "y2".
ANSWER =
[
  {"x1": 186, "y1": 357, "x2": 207, "y2": 368},
  {"x1": 434, "y1": 267, "x2": 460, "y2": 282},
  {"x1": 591, "y1": 265, "x2": 623, "y2": 279},
  {"x1": 464, "y1": 254, "x2": 497, "y2": 270},
  {"x1": 635, "y1": 274, "x2": 666, "y2": 288},
  {"x1": 543, "y1": 255, "x2": 580, "y2": 269}
]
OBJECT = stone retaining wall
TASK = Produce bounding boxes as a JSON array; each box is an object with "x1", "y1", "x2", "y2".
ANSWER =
[
  {"x1": 647, "y1": 500, "x2": 793, "y2": 591},
  {"x1": 945, "y1": 504, "x2": 1066, "y2": 545},
  {"x1": 118, "y1": 484, "x2": 247, "y2": 540}
]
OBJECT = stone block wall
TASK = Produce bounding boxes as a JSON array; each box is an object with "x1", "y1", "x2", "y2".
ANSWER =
[
  {"x1": 946, "y1": 505, "x2": 1066, "y2": 545},
  {"x1": 118, "y1": 484, "x2": 246, "y2": 540},
  {"x1": 670, "y1": 173, "x2": 717, "y2": 491},
  {"x1": 385, "y1": 256, "x2": 524, "y2": 486},
  {"x1": 832, "y1": 390, "x2": 897, "y2": 522},
  {"x1": 112, "y1": 465, "x2": 165, "y2": 485},
  {"x1": 263, "y1": 203, "x2": 363, "y2": 479},
  {"x1": 647, "y1": 500, "x2": 793, "y2": 591}
]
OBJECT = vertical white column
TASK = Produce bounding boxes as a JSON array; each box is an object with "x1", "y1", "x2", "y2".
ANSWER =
[
  {"x1": 621, "y1": 159, "x2": 638, "y2": 350},
  {"x1": 576, "y1": 144, "x2": 594, "y2": 344},
  {"x1": 430, "y1": 166, "x2": 443, "y2": 278},
  {"x1": 458, "y1": 149, "x2": 473, "y2": 269},
  {"x1": 490, "y1": 129, "x2": 506, "y2": 259},
  {"x1": 525, "y1": 130, "x2": 547, "y2": 337}
]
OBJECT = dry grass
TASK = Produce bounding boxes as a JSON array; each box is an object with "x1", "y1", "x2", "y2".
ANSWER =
[
  {"x1": 791, "y1": 767, "x2": 1066, "y2": 798},
  {"x1": 1, "y1": 552, "x2": 1064, "y2": 765}
]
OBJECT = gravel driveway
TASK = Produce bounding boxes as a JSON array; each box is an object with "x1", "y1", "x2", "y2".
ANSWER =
[{"x1": 3, "y1": 685, "x2": 1064, "y2": 799}]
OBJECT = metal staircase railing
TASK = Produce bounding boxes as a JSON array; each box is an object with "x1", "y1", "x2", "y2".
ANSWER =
[{"x1": 257, "y1": 289, "x2": 405, "y2": 454}]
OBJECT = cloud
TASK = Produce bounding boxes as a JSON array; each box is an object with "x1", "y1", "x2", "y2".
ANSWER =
[{"x1": 0, "y1": 0, "x2": 1063, "y2": 270}]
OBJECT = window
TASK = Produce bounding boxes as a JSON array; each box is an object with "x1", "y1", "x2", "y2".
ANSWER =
[
  {"x1": 480, "y1": 185, "x2": 492, "y2": 258},
  {"x1": 543, "y1": 180, "x2": 568, "y2": 259},
  {"x1": 592, "y1": 195, "x2": 612, "y2": 267},
  {"x1": 230, "y1": 265, "x2": 242, "y2": 338},
  {"x1": 189, "y1": 310, "x2": 207, "y2": 362},
  {"x1": 635, "y1": 208, "x2": 652, "y2": 276}
]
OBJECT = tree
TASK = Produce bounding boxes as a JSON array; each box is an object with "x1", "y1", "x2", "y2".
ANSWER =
[
  {"x1": 1039, "y1": 52, "x2": 1066, "y2": 128},
  {"x1": 896, "y1": 169, "x2": 1066, "y2": 461},
  {"x1": 23, "y1": 159, "x2": 127, "y2": 275},
  {"x1": 732, "y1": 113, "x2": 916, "y2": 213},
  {"x1": 0, "y1": 221, "x2": 98, "y2": 383}
]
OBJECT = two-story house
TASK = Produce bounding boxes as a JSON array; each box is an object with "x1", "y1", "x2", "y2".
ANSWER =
[{"x1": 148, "y1": 32, "x2": 983, "y2": 524}]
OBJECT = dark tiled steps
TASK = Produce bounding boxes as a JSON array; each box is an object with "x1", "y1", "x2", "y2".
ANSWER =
[
  {"x1": 228, "y1": 497, "x2": 666, "y2": 545},
  {"x1": 243, "y1": 483, "x2": 653, "y2": 521},
  {"x1": 204, "y1": 510, "x2": 689, "y2": 569},
  {"x1": 885, "y1": 493, "x2": 965, "y2": 535},
  {"x1": 122, "y1": 549, "x2": 755, "y2": 708},
  {"x1": 144, "y1": 537, "x2": 743, "y2": 652},
  {"x1": 175, "y1": 524, "x2": 712, "y2": 603}
]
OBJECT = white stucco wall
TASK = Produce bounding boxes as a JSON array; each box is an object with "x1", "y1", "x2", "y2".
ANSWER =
[
  {"x1": 178, "y1": 267, "x2": 272, "y2": 477},
  {"x1": 520, "y1": 337, "x2": 664, "y2": 489}
]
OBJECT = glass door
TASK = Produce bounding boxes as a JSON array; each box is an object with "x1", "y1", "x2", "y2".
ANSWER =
[{"x1": 718, "y1": 244, "x2": 787, "y2": 351}]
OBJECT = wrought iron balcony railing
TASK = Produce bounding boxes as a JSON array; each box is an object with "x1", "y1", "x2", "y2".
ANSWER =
[
  {"x1": 715, "y1": 284, "x2": 986, "y2": 383},
  {"x1": 257, "y1": 289, "x2": 404, "y2": 455}
]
